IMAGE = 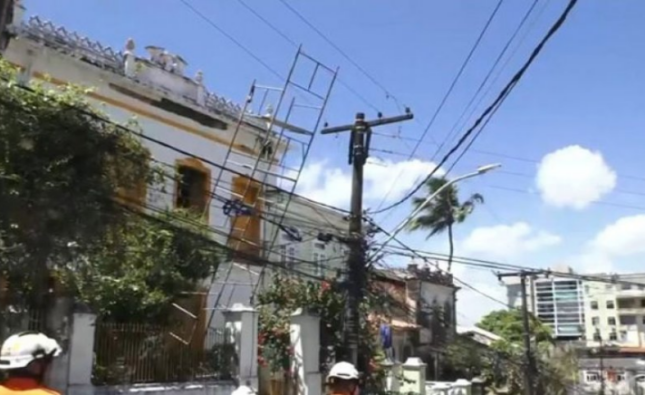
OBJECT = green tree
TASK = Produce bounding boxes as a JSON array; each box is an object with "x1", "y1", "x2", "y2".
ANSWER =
[
  {"x1": 477, "y1": 309, "x2": 553, "y2": 344},
  {"x1": 65, "y1": 210, "x2": 221, "y2": 323},
  {"x1": 0, "y1": 59, "x2": 154, "y2": 320},
  {"x1": 0, "y1": 59, "x2": 223, "y2": 327},
  {"x1": 407, "y1": 177, "x2": 483, "y2": 272},
  {"x1": 475, "y1": 309, "x2": 577, "y2": 395}
]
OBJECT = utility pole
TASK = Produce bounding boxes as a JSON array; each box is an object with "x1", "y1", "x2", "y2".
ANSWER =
[
  {"x1": 0, "y1": 0, "x2": 12, "y2": 51},
  {"x1": 321, "y1": 110, "x2": 413, "y2": 370},
  {"x1": 498, "y1": 270, "x2": 537, "y2": 395},
  {"x1": 595, "y1": 327, "x2": 606, "y2": 395}
]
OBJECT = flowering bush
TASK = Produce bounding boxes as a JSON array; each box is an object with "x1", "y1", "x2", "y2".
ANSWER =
[{"x1": 256, "y1": 273, "x2": 388, "y2": 392}]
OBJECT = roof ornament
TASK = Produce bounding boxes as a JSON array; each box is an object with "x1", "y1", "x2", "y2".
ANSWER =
[
  {"x1": 123, "y1": 38, "x2": 137, "y2": 78},
  {"x1": 195, "y1": 70, "x2": 204, "y2": 84}
]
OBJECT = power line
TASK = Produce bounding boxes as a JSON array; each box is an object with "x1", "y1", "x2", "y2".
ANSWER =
[
  {"x1": 439, "y1": 0, "x2": 540, "y2": 170},
  {"x1": 276, "y1": 0, "x2": 406, "y2": 111},
  {"x1": 178, "y1": 0, "x2": 285, "y2": 81},
  {"x1": 234, "y1": 0, "x2": 380, "y2": 112},
  {"x1": 370, "y1": 0, "x2": 580, "y2": 215},
  {"x1": 372, "y1": 0, "x2": 506, "y2": 212}
]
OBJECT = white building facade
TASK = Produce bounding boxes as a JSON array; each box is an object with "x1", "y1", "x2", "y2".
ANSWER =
[
  {"x1": 2, "y1": 2, "x2": 289, "y2": 329},
  {"x1": 263, "y1": 189, "x2": 349, "y2": 281}
]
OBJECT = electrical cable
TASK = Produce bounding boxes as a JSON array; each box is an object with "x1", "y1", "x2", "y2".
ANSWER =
[
  {"x1": 371, "y1": 0, "x2": 506, "y2": 212},
  {"x1": 438, "y1": 0, "x2": 540, "y2": 168},
  {"x1": 275, "y1": 0, "x2": 407, "y2": 111},
  {"x1": 370, "y1": 0, "x2": 580, "y2": 215},
  {"x1": 234, "y1": 0, "x2": 381, "y2": 113}
]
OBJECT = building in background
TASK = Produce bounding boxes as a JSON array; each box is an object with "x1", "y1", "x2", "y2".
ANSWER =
[
  {"x1": 263, "y1": 188, "x2": 350, "y2": 281},
  {"x1": 583, "y1": 273, "x2": 645, "y2": 349},
  {"x1": 504, "y1": 265, "x2": 586, "y2": 340},
  {"x1": 373, "y1": 261, "x2": 457, "y2": 380}
]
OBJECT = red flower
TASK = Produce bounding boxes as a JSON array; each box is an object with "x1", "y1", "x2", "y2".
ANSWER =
[
  {"x1": 321, "y1": 281, "x2": 330, "y2": 292},
  {"x1": 257, "y1": 356, "x2": 268, "y2": 367}
]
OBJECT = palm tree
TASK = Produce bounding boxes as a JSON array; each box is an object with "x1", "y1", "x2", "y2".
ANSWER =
[{"x1": 407, "y1": 177, "x2": 483, "y2": 272}]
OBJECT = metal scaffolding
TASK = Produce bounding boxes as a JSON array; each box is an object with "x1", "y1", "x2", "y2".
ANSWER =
[{"x1": 171, "y1": 46, "x2": 338, "y2": 344}]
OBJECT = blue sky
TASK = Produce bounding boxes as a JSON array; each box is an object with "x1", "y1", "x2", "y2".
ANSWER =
[{"x1": 22, "y1": 0, "x2": 645, "y2": 323}]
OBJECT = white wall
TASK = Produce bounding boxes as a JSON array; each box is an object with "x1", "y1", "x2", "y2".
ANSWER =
[{"x1": 263, "y1": 192, "x2": 349, "y2": 280}]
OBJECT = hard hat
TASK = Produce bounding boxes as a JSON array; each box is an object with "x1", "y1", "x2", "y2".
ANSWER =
[
  {"x1": 0, "y1": 332, "x2": 62, "y2": 370},
  {"x1": 327, "y1": 361, "x2": 359, "y2": 381}
]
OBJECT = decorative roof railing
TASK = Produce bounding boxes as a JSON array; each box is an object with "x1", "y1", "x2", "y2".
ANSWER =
[{"x1": 12, "y1": 16, "x2": 262, "y2": 127}]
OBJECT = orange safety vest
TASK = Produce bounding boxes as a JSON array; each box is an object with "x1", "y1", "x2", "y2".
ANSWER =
[{"x1": 0, "y1": 378, "x2": 60, "y2": 395}]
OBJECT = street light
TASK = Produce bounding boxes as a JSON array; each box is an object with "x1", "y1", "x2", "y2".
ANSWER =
[{"x1": 372, "y1": 163, "x2": 501, "y2": 258}]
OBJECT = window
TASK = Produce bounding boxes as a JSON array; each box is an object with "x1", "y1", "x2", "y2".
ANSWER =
[
  {"x1": 609, "y1": 331, "x2": 617, "y2": 341},
  {"x1": 230, "y1": 176, "x2": 262, "y2": 259},
  {"x1": 115, "y1": 150, "x2": 150, "y2": 210},
  {"x1": 620, "y1": 315, "x2": 636, "y2": 326},
  {"x1": 642, "y1": 316, "x2": 645, "y2": 325},
  {"x1": 608, "y1": 317, "x2": 616, "y2": 325},
  {"x1": 606, "y1": 300, "x2": 615, "y2": 309},
  {"x1": 641, "y1": 299, "x2": 645, "y2": 308},
  {"x1": 591, "y1": 301, "x2": 599, "y2": 310},
  {"x1": 621, "y1": 283, "x2": 632, "y2": 290},
  {"x1": 592, "y1": 317, "x2": 600, "y2": 326},
  {"x1": 175, "y1": 158, "x2": 210, "y2": 216},
  {"x1": 585, "y1": 371, "x2": 600, "y2": 382},
  {"x1": 593, "y1": 331, "x2": 602, "y2": 341},
  {"x1": 312, "y1": 251, "x2": 327, "y2": 276}
]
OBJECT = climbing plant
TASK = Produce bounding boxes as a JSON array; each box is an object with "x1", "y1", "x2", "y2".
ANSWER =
[
  {"x1": 256, "y1": 273, "x2": 390, "y2": 393},
  {"x1": 0, "y1": 58, "x2": 222, "y2": 325}
]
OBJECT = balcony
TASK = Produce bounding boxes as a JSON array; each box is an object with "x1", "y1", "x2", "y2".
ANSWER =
[{"x1": 616, "y1": 288, "x2": 645, "y2": 299}]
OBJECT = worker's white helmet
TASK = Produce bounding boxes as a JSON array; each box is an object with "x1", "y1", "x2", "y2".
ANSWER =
[
  {"x1": 327, "y1": 361, "x2": 360, "y2": 382},
  {"x1": 0, "y1": 332, "x2": 62, "y2": 370}
]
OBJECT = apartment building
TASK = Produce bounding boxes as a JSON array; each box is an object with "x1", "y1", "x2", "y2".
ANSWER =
[
  {"x1": 504, "y1": 266, "x2": 586, "y2": 340},
  {"x1": 584, "y1": 273, "x2": 645, "y2": 348}
]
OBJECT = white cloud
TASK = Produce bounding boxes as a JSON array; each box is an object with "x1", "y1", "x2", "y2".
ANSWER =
[
  {"x1": 294, "y1": 158, "x2": 442, "y2": 208},
  {"x1": 564, "y1": 214, "x2": 645, "y2": 274},
  {"x1": 461, "y1": 222, "x2": 562, "y2": 260},
  {"x1": 591, "y1": 214, "x2": 645, "y2": 257},
  {"x1": 457, "y1": 280, "x2": 508, "y2": 325},
  {"x1": 536, "y1": 145, "x2": 616, "y2": 210}
]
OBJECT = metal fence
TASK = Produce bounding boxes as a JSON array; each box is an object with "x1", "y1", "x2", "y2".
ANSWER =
[{"x1": 92, "y1": 322, "x2": 237, "y2": 385}]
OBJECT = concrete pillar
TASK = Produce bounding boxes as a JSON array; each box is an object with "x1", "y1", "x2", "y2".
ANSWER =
[
  {"x1": 290, "y1": 308, "x2": 321, "y2": 395},
  {"x1": 67, "y1": 312, "x2": 96, "y2": 386},
  {"x1": 401, "y1": 357, "x2": 427, "y2": 395},
  {"x1": 44, "y1": 297, "x2": 73, "y2": 393},
  {"x1": 451, "y1": 379, "x2": 471, "y2": 395},
  {"x1": 382, "y1": 360, "x2": 401, "y2": 394},
  {"x1": 224, "y1": 303, "x2": 259, "y2": 390}
]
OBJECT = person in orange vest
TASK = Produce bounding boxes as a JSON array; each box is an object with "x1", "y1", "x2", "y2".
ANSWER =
[
  {"x1": 0, "y1": 331, "x2": 62, "y2": 395},
  {"x1": 327, "y1": 361, "x2": 361, "y2": 395}
]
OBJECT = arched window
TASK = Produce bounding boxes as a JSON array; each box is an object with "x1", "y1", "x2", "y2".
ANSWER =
[{"x1": 174, "y1": 158, "x2": 211, "y2": 218}]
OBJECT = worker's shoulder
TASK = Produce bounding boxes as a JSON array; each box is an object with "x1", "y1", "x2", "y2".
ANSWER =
[
  {"x1": 0, "y1": 387, "x2": 61, "y2": 395},
  {"x1": 38, "y1": 387, "x2": 61, "y2": 395}
]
